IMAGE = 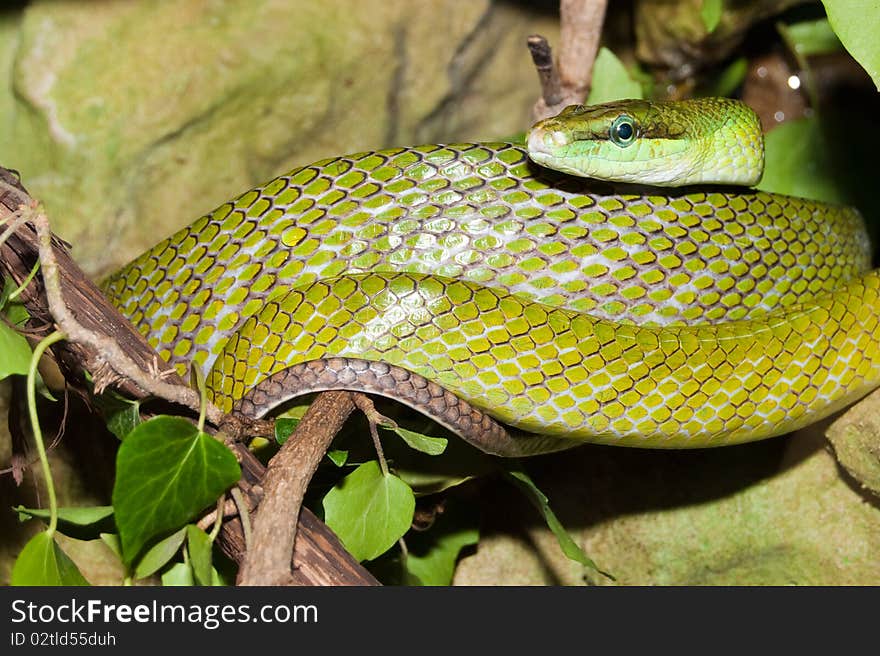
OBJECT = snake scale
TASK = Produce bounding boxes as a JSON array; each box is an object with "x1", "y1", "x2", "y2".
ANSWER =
[{"x1": 103, "y1": 98, "x2": 879, "y2": 456}]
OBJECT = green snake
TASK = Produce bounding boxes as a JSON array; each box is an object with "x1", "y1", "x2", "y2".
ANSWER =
[{"x1": 103, "y1": 97, "x2": 878, "y2": 456}]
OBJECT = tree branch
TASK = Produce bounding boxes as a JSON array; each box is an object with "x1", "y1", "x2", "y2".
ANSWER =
[
  {"x1": 527, "y1": 35, "x2": 563, "y2": 107},
  {"x1": 237, "y1": 391, "x2": 360, "y2": 586},
  {"x1": 559, "y1": 0, "x2": 607, "y2": 96},
  {"x1": 529, "y1": 0, "x2": 609, "y2": 122},
  {"x1": 224, "y1": 439, "x2": 379, "y2": 586}
]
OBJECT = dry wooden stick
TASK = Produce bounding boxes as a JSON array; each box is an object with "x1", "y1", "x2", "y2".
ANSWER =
[
  {"x1": 530, "y1": 0, "x2": 609, "y2": 122},
  {"x1": 0, "y1": 182, "x2": 187, "y2": 401},
  {"x1": 237, "y1": 391, "x2": 358, "y2": 586},
  {"x1": 527, "y1": 35, "x2": 563, "y2": 108},
  {"x1": 223, "y1": 441, "x2": 379, "y2": 586}
]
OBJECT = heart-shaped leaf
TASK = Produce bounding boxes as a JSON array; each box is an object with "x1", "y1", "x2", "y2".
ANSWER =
[
  {"x1": 323, "y1": 460, "x2": 415, "y2": 561},
  {"x1": 11, "y1": 531, "x2": 89, "y2": 586},
  {"x1": 112, "y1": 416, "x2": 240, "y2": 564}
]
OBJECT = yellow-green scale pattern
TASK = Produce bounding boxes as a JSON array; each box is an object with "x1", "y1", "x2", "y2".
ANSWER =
[
  {"x1": 211, "y1": 271, "x2": 880, "y2": 447},
  {"x1": 104, "y1": 143, "x2": 878, "y2": 448}
]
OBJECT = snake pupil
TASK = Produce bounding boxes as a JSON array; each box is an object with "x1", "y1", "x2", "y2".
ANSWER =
[{"x1": 610, "y1": 116, "x2": 635, "y2": 147}]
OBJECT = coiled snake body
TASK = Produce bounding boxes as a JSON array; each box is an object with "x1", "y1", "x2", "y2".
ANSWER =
[{"x1": 104, "y1": 99, "x2": 879, "y2": 455}]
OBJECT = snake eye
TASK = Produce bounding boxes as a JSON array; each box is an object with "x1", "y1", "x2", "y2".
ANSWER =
[{"x1": 610, "y1": 115, "x2": 636, "y2": 147}]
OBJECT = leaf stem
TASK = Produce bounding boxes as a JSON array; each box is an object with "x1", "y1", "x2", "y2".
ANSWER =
[
  {"x1": 353, "y1": 394, "x2": 390, "y2": 476},
  {"x1": 193, "y1": 365, "x2": 207, "y2": 434},
  {"x1": 27, "y1": 330, "x2": 65, "y2": 537},
  {"x1": 398, "y1": 537, "x2": 409, "y2": 583},
  {"x1": 230, "y1": 487, "x2": 252, "y2": 550},
  {"x1": 208, "y1": 496, "x2": 224, "y2": 542},
  {"x1": 7, "y1": 260, "x2": 40, "y2": 302}
]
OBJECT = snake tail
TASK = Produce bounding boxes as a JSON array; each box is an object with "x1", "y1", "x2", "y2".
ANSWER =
[{"x1": 234, "y1": 357, "x2": 572, "y2": 457}]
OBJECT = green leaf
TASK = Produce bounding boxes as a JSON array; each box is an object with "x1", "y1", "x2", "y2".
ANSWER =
[
  {"x1": 587, "y1": 47, "x2": 644, "y2": 106},
  {"x1": 0, "y1": 275, "x2": 15, "y2": 310},
  {"x1": 274, "y1": 404, "x2": 311, "y2": 444},
  {"x1": 386, "y1": 425, "x2": 448, "y2": 456},
  {"x1": 699, "y1": 57, "x2": 748, "y2": 98},
  {"x1": 11, "y1": 531, "x2": 90, "y2": 585},
  {"x1": 211, "y1": 566, "x2": 229, "y2": 586},
  {"x1": 782, "y1": 18, "x2": 842, "y2": 56},
  {"x1": 161, "y1": 562, "x2": 194, "y2": 586},
  {"x1": 1, "y1": 273, "x2": 34, "y2": 323},
  {"x1": 15, "y1": 505, "x2": 115, "y2": 540},
  {"x1": 99, "y1": 533, "x2": 123, "y2": 560},
  {"x1": 505, "y1": 465, "x2": 612, "y2": 581},
  {"x1": 757, "y1": 117, "x2": 844, "y2": 204},
  {"x1": 108, "y1": 401, "x2": 141, "y2": 441},
  {"x1": 274, "y1": 417, "x2": 300, "y2": 444},
  {"x1": 3, "y1": 300, "x2": 30, "y2": 327},
  {"x1": 112, "y1": 415, "x2": 240, "y2": 564},
  {"x1": 388, "y1": 431, "x2": 497, "y2": 495},
  {"x1": 327, "y1": 449, "x2": 349, "y2": 467},
  {"x1": 498, "y1": 131, "x2": 526, "y2": 145},
  {"x1": 821, "y1": 0, "x2": 880, "y2": 89},
  {"x1": 5, "y1": 303, "x2": 29, "y2": 326},
  {"x1": 94, "y1": 392, "x2": 142, "y2": 440},
  {"x1": 0, "y1": 276, "x2": 33, "y2": 380},
  {"x1": 405, "y1": 501, "x2": 479, "y2": 586},
  {"x1": 323, "y1": 460, "x2": 415, "y2": 561},
  {"x1": 133, "y1": 526, "x2": 187, "y2": 579},
  {"x1": 0, "y1": 320, "x2": 31, "y2": 380},
  {"x1": 186, "y1": 525, "x2": 214, "y2": 586},
  {"x1": 700, "y1": 0, "x2": 723, "y2": 33}
]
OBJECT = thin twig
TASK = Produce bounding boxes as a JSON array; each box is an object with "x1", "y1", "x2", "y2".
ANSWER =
[
  {"x1": 197, "y1": 496, "x2": 239, "y2": 532},
  {"x1": 238, "y1": 391, "x2": 357, "y2": 586},
  {"x1": 230, "y1": 486, "x2": 252, "y2": 550},
  {"x1": 0, "y1": 207, "x2": 30, "y2": 250},
  {"x1": 353, "y1": 393, "x2": 392, "y2": 477},
  {"x1": 530, "y1": 0, "x2": 609, "y2": 122},
  {"x1": 559, "y1": 0, "x2": 607, "y2": 96},
  {"x1": 527, "y1": 35, "x2": 563, "y2": 107},
  {"x1": 2, "y1": 384, "x2": 73, "y2": 481},
  {"x1": 208, "y1": 496, "x2": 225, "y2": 541}
]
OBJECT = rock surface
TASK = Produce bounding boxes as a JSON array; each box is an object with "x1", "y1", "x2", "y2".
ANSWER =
[
  {"x1": 455, "y1": 424, "x2": 880, "y2": 585},
  {"x1": 0, "y1": 0, "x2": 558, "y2": 276}
]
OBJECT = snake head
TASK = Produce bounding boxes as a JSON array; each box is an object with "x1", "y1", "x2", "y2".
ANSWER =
[{"x1": 526, "y1": 97, "x2": 764, "y2": 187}]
